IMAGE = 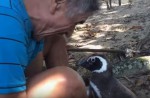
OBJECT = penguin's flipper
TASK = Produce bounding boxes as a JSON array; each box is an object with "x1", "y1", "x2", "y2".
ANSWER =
[
  {"x1": 110, "y1": 78, "x2": 137, "y2": 98},
  {"x1": 88, "y1": 89, "x2": 97, "y2": 98}
]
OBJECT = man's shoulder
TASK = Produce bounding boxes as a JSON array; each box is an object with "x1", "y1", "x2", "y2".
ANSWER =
[
  {"x1": 0, "y1": 0, "x2": 29, "y2": 20},
  {"x1": 0, "y1": 0, "x2": 23, "y2": 12},
  {"x1": 0, "y1": 0, "x2": 12, "y2": 8}
]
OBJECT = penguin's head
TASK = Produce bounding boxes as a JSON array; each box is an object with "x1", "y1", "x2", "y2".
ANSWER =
[{"x1": 77, "y1": 54, "x2": 112, "y2": 74}]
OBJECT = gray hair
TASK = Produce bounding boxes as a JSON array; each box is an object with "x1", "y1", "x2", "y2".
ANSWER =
[{"x1": 66, "y1": 0, "x2": 100, "y2": 17}]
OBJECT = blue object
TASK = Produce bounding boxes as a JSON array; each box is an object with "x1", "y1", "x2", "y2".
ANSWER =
[{"x1": 0, "y1": 0, "x2": 43, "y2": 94}]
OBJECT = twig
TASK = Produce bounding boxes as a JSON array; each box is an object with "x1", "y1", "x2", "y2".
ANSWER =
[
  {"x1": 67, "y1": 48, "x2": 125, "y2": 54},
  {"x1": 67, "y1": 48, "x2": 150, "y2": 57}
]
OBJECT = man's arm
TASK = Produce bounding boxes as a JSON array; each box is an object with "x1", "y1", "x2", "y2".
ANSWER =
[
  {"x1": 25, "y1": 52, "x2": 44, "y2": 79},
  {"x1": 43, "y1": 34, "x2": 69, "y2": 68}
]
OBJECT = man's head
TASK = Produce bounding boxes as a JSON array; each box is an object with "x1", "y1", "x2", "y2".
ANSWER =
[
  {"x1": 24, "y1": 0, "x2": 100, "y2": 40},
  {"x1": 66, "y1": 0, "x2": 99, "y2": 18}
]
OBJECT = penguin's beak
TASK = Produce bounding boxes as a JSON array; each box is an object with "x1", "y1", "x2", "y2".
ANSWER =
[{"x1": 76, "y1": 57, "x2": 89, "y2": 68}]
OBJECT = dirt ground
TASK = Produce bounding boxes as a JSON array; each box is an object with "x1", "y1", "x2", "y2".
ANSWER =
[{"x1": 67, "y1": 0, "x2": 150, "y2": 98}]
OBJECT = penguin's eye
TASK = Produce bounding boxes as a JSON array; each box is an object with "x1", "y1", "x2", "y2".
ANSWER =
[
  {"x1": 86, "y1": 57, "x2": 97, "y2": 67},
  {"x1": 87, "y1": 58, "x2": 95, "y2": 66},
  {"x1": 91, "y1": 58, "x2": 95, "y2": 62}
]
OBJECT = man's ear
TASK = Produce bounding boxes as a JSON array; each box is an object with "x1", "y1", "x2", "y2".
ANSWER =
[
  {"x1": 49, "y1": 0, "x2": 57, "y2": 14},
  {"x1": 49, "y1": 0, "x2": 66, "y2": 14}
]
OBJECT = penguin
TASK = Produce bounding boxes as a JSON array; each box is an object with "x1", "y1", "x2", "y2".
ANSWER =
[{"x1": 77, "y1": 54, "x2": 137, "y2": 98}]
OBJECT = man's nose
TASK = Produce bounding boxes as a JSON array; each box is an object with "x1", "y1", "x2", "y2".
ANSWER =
[{"x1": 75, "y1": 20, "x2": 86, "y2": 25}]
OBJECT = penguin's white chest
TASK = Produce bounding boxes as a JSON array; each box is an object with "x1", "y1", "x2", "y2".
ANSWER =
[{"x1": 90, "y1": 81, "x2": 102, "y2": 98}]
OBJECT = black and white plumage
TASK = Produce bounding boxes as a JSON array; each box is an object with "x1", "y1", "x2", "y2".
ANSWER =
[{"x1": 77, "y1": 55, "x2": 137, "y2": 98}]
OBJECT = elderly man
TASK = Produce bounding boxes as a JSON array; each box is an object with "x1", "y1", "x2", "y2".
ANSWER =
[{"x1": 0, "y1": 0, "x2": 99, "y2": 98}]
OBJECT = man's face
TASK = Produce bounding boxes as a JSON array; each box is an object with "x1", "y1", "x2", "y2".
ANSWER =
[
  {"x1": 48, "y1": 10, "x2": 90, "y2": 36},
  {"x1": 33, "y1": 0, "x2": 92, "y2": 40}
]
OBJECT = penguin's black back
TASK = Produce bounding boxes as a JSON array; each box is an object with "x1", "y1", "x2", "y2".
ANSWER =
[
  {"x1": 109, "y1": 78, "x2": 136, "y2": 98},
  {"x1": 91, "y1": 75, "x2": 136, "y2": 98}
]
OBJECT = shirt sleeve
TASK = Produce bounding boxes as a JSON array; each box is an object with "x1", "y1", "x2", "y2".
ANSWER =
[{"x1": 0, "y1": 13, "x2": 28, "y2": 94}]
